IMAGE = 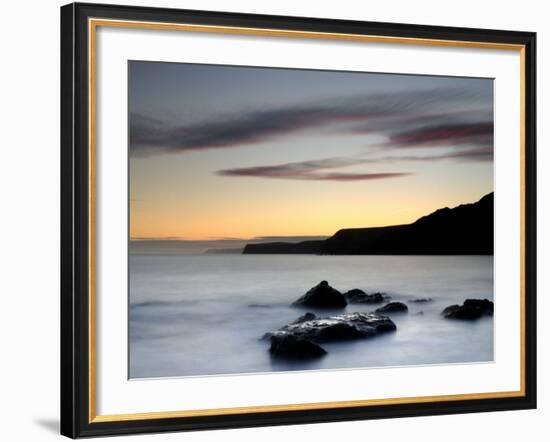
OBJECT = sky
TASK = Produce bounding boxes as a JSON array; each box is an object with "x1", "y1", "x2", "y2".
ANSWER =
[{"x1": 129, "y1": 61, "x2": 494, "y2": 241}]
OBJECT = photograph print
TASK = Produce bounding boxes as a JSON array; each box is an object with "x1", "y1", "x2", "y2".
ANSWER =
[{"x1": 129, "y1": 61, "x2": 494, "y2": 379}]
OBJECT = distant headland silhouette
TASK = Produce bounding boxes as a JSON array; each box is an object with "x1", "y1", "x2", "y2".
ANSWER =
[{"x1": 242, "y1": 192, "x2": 494, "y2": 255}]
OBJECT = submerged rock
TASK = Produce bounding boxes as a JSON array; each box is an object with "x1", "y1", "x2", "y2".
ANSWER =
[
  {"x1": 375, "y1": 302, "x2": 409, "y2": 314},
  {"x1": 442, "y1": 299, "x2": 494, "y2": 319},
  {"x1": 344, "y1": 289, "x2": 389, "y2": 304},
  {"x1": 269, "y1": 335, "x2": 327, "y2": 359},
  {"x1": 292, "y1": 280, "x2": 347, "y2": 308},
  {"x1": 248, "y1": 303, "x2": 271, "y2": 308},
  {"x1": 409, "y1": 297, "x2": 433, "y2": 303},
  {"x1": 266, "y1": 312, "x2": 396, "y2": 344}
]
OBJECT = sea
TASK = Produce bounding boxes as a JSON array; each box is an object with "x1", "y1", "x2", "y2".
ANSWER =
[{"x1": 129, "y1": 253, "x2": 494, "y2": 378}]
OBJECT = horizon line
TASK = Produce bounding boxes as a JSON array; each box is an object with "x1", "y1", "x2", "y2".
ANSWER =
[
  {"x1": 130, "y1": 235, "x2": 332, "y2": 242},
  {"x1": 129, "y1": 191, "x2": 493, "y2": 242}
]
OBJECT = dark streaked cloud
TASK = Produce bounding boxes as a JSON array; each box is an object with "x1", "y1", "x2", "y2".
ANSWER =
[
  {"x1": 310, "y1": 172, "x2": 412, "y2": 181},
  {"x1": 215, "y1": 144, "x2": 492, "y2": 182},
  {"x1": 130, "y1": 103, "x2": 391, "y2": 155},
  {"x1": 415, "y1": 146, "x2": 493, "y2": 162},
  {"x1": 387, "y1": 122, "x2": 493, "y2": 149},
  {"x1": 130, "y1": 88, "x2": 491, "y2": 156},
  {"x1": 216, "y1": 159, "x2": 412, "y2": 182}
]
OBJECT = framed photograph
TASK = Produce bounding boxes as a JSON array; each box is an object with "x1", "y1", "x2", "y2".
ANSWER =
[{"x1": 60, "y1": 2, "x2": 537, "y2": 438}]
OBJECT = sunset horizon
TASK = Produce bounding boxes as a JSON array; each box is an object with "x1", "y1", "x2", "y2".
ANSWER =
[
  {"x1": 129, "y1": 61, "x2": 493, "y2": 241},
  {"x1": 129, "y1": 189, "x2": 492, "y2": 241}
]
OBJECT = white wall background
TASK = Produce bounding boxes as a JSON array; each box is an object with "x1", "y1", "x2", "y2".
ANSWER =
[{"x1": 0, "y1": 0, "x2": 546, "y2": 440}]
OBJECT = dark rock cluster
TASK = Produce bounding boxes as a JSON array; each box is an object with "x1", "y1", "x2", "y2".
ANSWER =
[
  {"x1": 442, "y1": 299, "x2": 494, "y2": 319},
  {"x1": 343, "y1": 289, "x2": 390, "y2": 304},
  {"x1": 266, "y1": 312, "x2": 396, "y2": 358},
  {"x1": 292, "y1": 280, "x2": 347, "y2": 308},
  {"x1": 262, "y1": 280, "x2": 493, "y2": 359},
  {"x1": 375, "y1": 302, "x2": 409, "y2": 314},
  {"x1": 269, "y1": 335, "x2": 327, "y2": 359},
  {"x1": 292, "y1": 281, "x2": 394, "y2": 309}
]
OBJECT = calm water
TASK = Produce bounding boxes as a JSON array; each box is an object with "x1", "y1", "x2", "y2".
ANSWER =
[{"x1": 129, "y1": 254, "x2": 493, "y2": 378}]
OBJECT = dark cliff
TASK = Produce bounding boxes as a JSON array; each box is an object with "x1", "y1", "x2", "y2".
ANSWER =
[
  {"x1": 323, "y1": 193, "x2": 493, "y2": 255},
  {"x1": 243, "y1": 193, "x2": 494, "y2": 255}
]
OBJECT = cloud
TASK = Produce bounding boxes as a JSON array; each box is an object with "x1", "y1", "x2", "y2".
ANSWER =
[
  {"x1": 386, "y1": 122, "x2": 493, "y2": 149},
  {"x1": 216, "y1": 158, "x2": 412, "y2": 182},
  {"x1": 369, "y1": 146, "x2": 494, "y2": 163},
  {"x1": 130, "y1": 88, "x2": 492, "y2": 156},
  {"x1": 215, "y1": 144, "x2": 491, "y2": 182},
  {"x1": 130, "y1": 104, "x2": 391, "y2": 155},
  {"x1": 310, "y1": 172, "x2": 412, "y2": 181}
]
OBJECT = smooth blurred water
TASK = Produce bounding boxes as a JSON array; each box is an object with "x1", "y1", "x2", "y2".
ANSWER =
[{"x1": 129, "y1": 254, "x2": 493, "y2": 378}]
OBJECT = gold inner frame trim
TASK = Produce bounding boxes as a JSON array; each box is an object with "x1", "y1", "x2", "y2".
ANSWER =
[{"x1": 88, "y1": 17, "x2": 527, "y2": 424}]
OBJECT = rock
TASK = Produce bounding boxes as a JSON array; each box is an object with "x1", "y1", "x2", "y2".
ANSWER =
[
  {"x1": 316, "y1": 322, "x2": 366, "y2": 340},
  {"x1": 442, "y1": 299, "x2": 494, "y2": 319},
  {"x1": 409, "y1": 297, "x2": 433, "y2": 303},
  {"x1": 292, "y1": 281, "x2": 347, "y2": 308},
  {"x1": 375, "y1": 302, "x2": 408, "y2": 314},
  {"x1": 442, "y1": 305, "x2": 460, "y2": 317},
  {"x1": 266, "y1": 312, "x2": 396, "y2": 344},
  {"x1": 248, "y1": 303, "x2": 271, "y2": 308},
  {"x1": 269, "y1": 335, "x2": 327, "y2": 359},
  {"x1": 259, "y1": 313, "x2": 318, "y2": 341},
  {"x1": 343, "y1": 288, "x2": 366, "y2": 299},
  {"x1": 344, "y1": 289, "x2": 389, "y2": 304},
  {"x1": 291, "y1": 312, "x2": 317, "y2": 324},
  {"x1": 414, "y1": 311, "x2": 425, "y2": 316}
]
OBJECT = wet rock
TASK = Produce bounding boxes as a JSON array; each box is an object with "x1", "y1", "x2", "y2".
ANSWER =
[
  {"x1": 269, "y1": 335, "x2": 327, "y2": 359},
  {"x1": 260, "y1": 313, "x2": 318, "y2": 342},
  {"x1": 266, "y1": 312, "x2": 396, "y2": 344},
  {"x1": 292, "y1": 280, "x2": 347, "y2": 308},
  {"x1": 344, "y1": 289, "x2": 389, "y2": 304},
  {"x1": 375, "y1": 302, "x2": 408, "y2": 314},
  {"x1": 442, "y1": 299, "x2": 494, "y2": 319},
  {"x1": 248, "y1": 303, "x2": 271, "y2": 308},
  {"x1": 291, "y1": 312, "x2": 317, "y2": 324}
]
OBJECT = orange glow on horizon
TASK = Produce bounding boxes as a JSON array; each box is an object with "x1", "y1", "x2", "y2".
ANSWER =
[{"x1": 129, "y1": 189, "x2": 482, "y2": 241}]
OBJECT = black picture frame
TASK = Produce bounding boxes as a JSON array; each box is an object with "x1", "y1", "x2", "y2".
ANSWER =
[{"x1": 61, "y1": 2, "x2": 537, "y2": 438}]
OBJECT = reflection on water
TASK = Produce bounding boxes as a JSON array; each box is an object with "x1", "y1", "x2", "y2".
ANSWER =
[{"x1": 129, "y1": 254, "x2": 493, "y2": 378}]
